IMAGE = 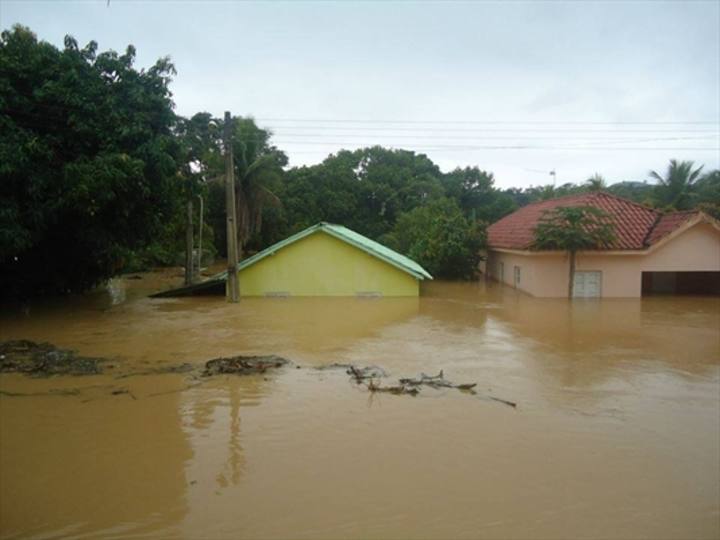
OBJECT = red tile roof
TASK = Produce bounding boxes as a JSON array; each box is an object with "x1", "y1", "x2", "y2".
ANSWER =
[
  {"x1": 645, "y1": 211, "x2": 698, "y2": 246},
  {"x1": 487, "y1": 192, "x2": 703, "y2": 251}
]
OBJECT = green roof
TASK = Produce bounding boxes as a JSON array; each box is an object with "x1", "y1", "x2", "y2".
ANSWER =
[{"x1": 214, "y1": 222, "x2": 432, "y2": 281}]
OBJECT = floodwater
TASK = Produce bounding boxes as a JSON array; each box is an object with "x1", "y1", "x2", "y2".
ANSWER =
[{"x1": 1, "y1": 270, "x2": 719, "y2": 540}]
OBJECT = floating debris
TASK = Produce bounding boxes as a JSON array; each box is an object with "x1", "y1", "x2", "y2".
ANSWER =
[
  {"x1": 347, "y1": 365, "x2": 387, "y2": 381},
  {"x1": 367, "y1": 379, "x2": 419, "y2": 396},
  {"x1": 0, "y1": 341, "x2": 516, "y2": 407},
  {"x1": 488, "y1": 396, "x2": 517, "y2": 408},
  {"x1": 399, "y1": 370, "x2": 477, "y2": 391},
  {"x1": 202, "y1": 355, "x2": 290, "y2": 376},
  {"x1": 315, "y1": 363, "x2": 387, "y2": 381},
  {"x1": 0, "y1": 340, "x2": 106, "y2": 377},
  {"x1": 315, "y1": 363, "x2": 355, "y2": 371}
]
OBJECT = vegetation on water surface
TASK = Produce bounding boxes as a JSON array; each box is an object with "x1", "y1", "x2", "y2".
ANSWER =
[{"x1": 1, "y1": 25, "x2": 718, "y2": 298}]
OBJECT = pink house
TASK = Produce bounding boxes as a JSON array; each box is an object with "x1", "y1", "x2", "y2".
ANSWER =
[{"x1": 485, "y1": 192, "x2": 720, "y2": 298}]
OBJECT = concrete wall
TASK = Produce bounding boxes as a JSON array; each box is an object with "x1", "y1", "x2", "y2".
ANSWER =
[
  {"x1": 238, "y1": 231, "x2": 420, "y2": 297},
  {"x1": 487, "y1": 222, "x2": 720, "y2": 298}
]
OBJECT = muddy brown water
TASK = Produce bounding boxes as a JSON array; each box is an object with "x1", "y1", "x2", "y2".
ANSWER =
[{"x1": 1, "y1": 270, "x2": 718, "y2": 539}]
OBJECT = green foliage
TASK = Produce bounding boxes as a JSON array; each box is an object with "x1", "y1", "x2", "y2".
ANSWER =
[
  {"x1": 190, "y1": 114, "x2": 287, "y2": 257},
  {"x1": 692, "y1": 170, "x2": 720, "y2": 218},
  {"x1": 384, "y1": 198, "x2": 486, "y2": 279},
  {"x1": 0, "y1": 26, "x2": 179, "y2": 298},
  {"x1": 266, "y1": 148, "x2": 494, "y2": 277},
  {"x1": 441, "y1": 167, "x2": 517, "y2": 223},
  {"x1": 6, "y1": 26, "x2": 719, "y2": 293},
  {"x1": 649, "y1": 159, "x2": 704, "y2": 210},
  {"x1": 532, "y1": 206, "x2": 616, "y2": 253},
  {"x1": 606, "y1": 181, "x2": 654, "y2": 204},
  {"x1": 585, "y1": 174, "x2": 607, "y2": 192}
]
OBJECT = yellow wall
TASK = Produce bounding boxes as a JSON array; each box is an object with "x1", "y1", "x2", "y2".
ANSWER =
[{"x1": 237, "y1": 231, "x2": 420, "y2": 297}]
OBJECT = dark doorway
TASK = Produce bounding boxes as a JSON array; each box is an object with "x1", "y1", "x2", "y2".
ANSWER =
[{"x1": 641, "y1": 271, "x2": 720, "y2": 295}]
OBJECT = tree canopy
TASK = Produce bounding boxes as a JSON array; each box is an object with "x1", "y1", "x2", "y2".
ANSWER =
[
  {"x1": 649, "y1": 159, "x2": 705, "y2": 210},
  {"x1": 0, "y1": 26, "x2": 179, "y2": 297},
  {"x1": 2, "y1": 24, "x2": 719, "y2": 297}
]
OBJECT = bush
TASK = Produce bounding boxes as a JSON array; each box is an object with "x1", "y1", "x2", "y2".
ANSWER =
[{"x1": 385, "y1": 198, "x2": 486, "y2": 280}]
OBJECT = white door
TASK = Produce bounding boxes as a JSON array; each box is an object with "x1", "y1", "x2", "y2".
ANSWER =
[{"x1": 573, "y1": 271, "x2": 602, "y2": 298}]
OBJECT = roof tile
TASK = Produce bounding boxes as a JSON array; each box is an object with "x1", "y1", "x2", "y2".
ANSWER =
[{"x1": 488, "y1": 192, "x2": 699, "y2": 251}]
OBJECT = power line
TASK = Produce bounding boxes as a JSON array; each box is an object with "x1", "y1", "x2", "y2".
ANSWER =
[
  {"x1": 267, "y1": 142, "x2": 719, "y2": 150},
  {"x1": 268, "y1": 134, "x2": 718, "y2": 142},
  {"x1": 267, "y1": 126, "x2": 719, "y2": 133},
  {"x1": 256, "y1": 117, "x2": 720, "y2": 125}
]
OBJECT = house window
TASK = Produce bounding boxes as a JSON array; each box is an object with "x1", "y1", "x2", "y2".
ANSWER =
[
  {"x1": 498, "y1": 262, "x2": 505, "y2": 283},
  {"x1": 356, "y1": 291, "x2": 382, "y2": 298},
  {"x1": 513, "y1": 266, "x2": 521, "y2": 288}
]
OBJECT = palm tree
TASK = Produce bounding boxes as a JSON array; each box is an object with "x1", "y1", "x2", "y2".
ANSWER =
[
  {"x1": 649, "y1": 159, "x2": 704, "y2": 210},
  {"x1": 585, "y1": 173, "x2": 607, "y2": 192},
  {"x1": 233, "y1": 146, "x2": 284, "y2": 258},
  {"x1": 204, "y1": 116, "x2": 287, "y2": 259},
  {"x1": 533, "y1": 206, "x2": 616, "y2": 298}
]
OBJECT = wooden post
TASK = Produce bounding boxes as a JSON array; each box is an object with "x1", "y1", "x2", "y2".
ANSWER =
[
  {"x1": 224, "y1": 111, "x2": 240, "y2": 302},
  {"x1": 184, "y1": 197, "x2": 194, "y2": 285},
  {"x1": 196, "y1": 194, "x2": 204, "y2": 276}
]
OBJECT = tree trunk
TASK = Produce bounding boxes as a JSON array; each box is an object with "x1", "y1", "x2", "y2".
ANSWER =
[{"x1": 568, "y1": 250, "x2": 576, "y2": 298}]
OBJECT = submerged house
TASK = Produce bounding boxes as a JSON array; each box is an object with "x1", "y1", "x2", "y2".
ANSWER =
[
  {"x1": 185, "y1": 222, "x2": 431, "y2": 298},
  {"x1": 231, "y1": 222, "x2": 431, "y2": 296},
  {"x1": 485, "y1": 192, "x2": 720, "y2": 298}
]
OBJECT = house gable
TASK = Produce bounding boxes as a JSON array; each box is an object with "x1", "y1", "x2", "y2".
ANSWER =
[
  {"x1": 641, "y1": 221, "x2": 720, "y2": 272},
  {"x1": 238, "y1": 231, "x2": 420, "y2": 297}
]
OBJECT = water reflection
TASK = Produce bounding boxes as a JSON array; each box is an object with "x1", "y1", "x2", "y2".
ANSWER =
[
  {"x1": 0, "y1": 273, "x2": 718, "y2": 539},
  {"x1": 182, "y1": 375, "x2": 269, "y2": 491}
]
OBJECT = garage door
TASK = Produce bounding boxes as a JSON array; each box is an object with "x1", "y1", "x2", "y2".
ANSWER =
[{"x1": 573, "y1": 271, "x2": 602, "y2": 298}]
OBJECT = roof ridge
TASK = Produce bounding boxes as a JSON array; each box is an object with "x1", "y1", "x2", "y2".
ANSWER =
[
  {"x1": 592, "y1": 190, "x2": 660, "y2": 214},
  {"x1": 511, "y1": 190, "x2": 659, "y2": 214},
  {"x1": 514, "y1": 191, "x2": 592, "y2": 209},
  {"x1": 642, "y1": 212, "x2": 664, "y2": 248}
]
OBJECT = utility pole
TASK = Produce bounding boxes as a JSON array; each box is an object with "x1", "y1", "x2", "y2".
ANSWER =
[
  {"x1": 224, "y1": 111, "x2": 240, "y2": 302},
  {"x1": 184, "y1": 197, "x2": 194, "y2": 285},
  {"x1": 196, "y1": 194, "x2": 204, "y2": 276}
]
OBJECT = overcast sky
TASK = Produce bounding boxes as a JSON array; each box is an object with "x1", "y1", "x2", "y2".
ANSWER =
[{"x1": 2, "y1": 0, "x2": 719, "y2": 188}]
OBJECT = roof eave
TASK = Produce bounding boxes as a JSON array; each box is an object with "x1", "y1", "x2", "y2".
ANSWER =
[{"x1": 321, "y1": 227, "x2": 432, "y2": 280}]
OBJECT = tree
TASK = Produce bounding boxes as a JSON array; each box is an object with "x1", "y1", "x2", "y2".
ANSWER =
[
  {"x1": 0, "y1": 26, "x2": 180, "y2": 298},
  {"x1": 276, "y1": 146, "x2": 445, "y2": 241},
  {"x1": 442, "y1": 167, "x2": 516, "y2": 223},
  {"x1": 693, "y1": 169, "x2": 720, "y2": 218},
  {"x1": 532, "y1": 206, "x2": 616, "y2": 298},
  {"x1": 384, "y1": 198, "x2": 486, "y2": 279},
  {"x1": 203, "y1": 116, "x2": 287, "y2": 257},
  {"x1": 175, "y1": 113, "x2": 222, "y2": 281},
  {"x1": 649, "y1": 159, "x2": 704, "y2": 210},
  {"x1": 606, "y1": 180, "x2": 654, "y2": 204},
  {"x1": 585, "y1": 173, "x2": 607, "y2": 192}
]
